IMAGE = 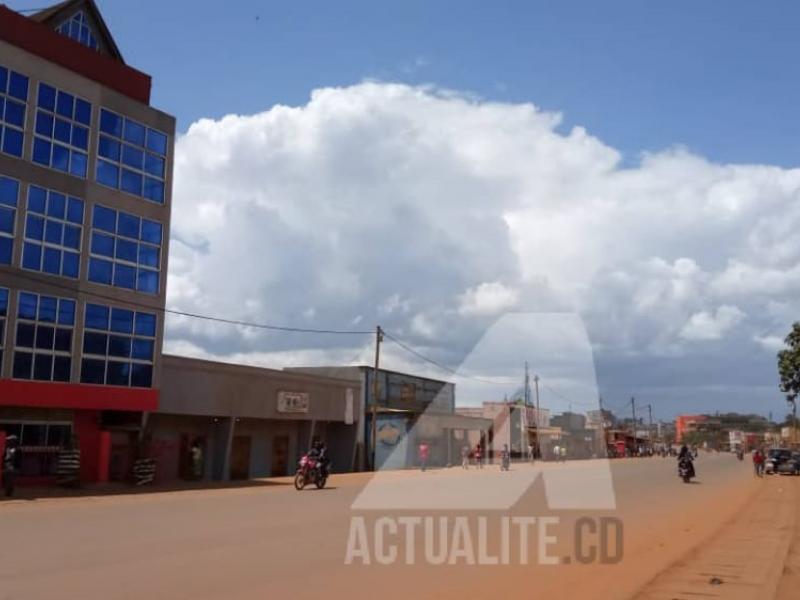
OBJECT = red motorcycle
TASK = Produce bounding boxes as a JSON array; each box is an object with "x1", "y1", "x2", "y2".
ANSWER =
[{"x1": 294, "y1": 454, "x2": 328, "y2": 490}]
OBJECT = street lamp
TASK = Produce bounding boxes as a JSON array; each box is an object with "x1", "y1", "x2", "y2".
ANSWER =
[{"x1": 789, "y1": 398, "x2": 798, "y2": 449}]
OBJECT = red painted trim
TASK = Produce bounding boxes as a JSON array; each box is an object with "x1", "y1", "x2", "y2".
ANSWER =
[
  {"x1": 0, "y1": 7, "x2": 152, "y2": 105},
  {"x1": 0, "y1": 379, "x2": 159, "y2": 412}
]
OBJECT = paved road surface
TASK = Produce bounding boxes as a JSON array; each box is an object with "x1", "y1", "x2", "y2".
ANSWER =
[{"x1": 0, "y1": 453, "x2": 760, "y2": 600}]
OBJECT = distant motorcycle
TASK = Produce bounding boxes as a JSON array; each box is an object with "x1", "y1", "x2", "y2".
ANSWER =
[
  {"x1": 294, "y1": 454, "x2": 328, "y2": 490},
  {"x1": 678, "y1": 457, "x2": 695, "y2": 483}
]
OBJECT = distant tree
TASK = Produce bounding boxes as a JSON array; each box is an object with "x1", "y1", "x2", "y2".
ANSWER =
[{"x1": 778, "y1": 322, "x2": 800, "y2": 418}]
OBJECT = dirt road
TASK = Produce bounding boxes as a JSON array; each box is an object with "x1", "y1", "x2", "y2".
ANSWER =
[{"x1": 0, "y1": 453, "x2": 786, "y2": 600}]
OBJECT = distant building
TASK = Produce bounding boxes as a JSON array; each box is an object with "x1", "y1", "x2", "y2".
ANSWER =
[{"x1": 675, "y1": 415, "x2": 707, "y2": 442}]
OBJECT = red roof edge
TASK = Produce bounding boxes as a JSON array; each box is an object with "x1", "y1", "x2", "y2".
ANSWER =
[{"x1": 0, "y1": 5, "x2": 151, "y2": 105}]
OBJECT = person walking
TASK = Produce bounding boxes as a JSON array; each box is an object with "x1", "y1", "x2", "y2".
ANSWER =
[
  {"x1": 553, "y1": 444, "x2": 560, "y2": 463},
  {"x1": 419, "y1": 442, "x2": 429, "y2": 472},
  {"x1": 560, "y1": 446, "x2": 567, "y2": 463},
  {"x1": 753, "y1": 448, "x2": 764, "y2": 477},
  {"x1": 461, "y1": 444, "x2": 470, "y2": 469},
  {"x1": 474, "y1": 444, "x2": 483, "y2": 469}
]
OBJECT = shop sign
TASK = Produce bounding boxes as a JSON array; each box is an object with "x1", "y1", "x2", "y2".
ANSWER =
[{"x1": 277, "y1": 391, "x2": 309, "y2": 413}]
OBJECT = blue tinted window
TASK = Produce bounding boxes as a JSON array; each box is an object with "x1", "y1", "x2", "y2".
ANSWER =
[
  {"x1": 0, "y1": 236, "x2": 11, "y2": 265},
  {"x1": 146, "y1": 130, "x2": 168, "y2": 155},
  {"x1": 23, "y1": 187, "x2": 83, "y2": 280},
  {"x1": 37, "y1": 84, "x2": 56, "y2": 111},
  {"x1": 135, "y1": 313, "x2": 156, "y2": 337},
  {"x1": 18, "y1": 293, "x2": 38, "y2": 319},
  {"x1": 123, "y1": 120, "x2": 145, "y2": 146},
  {"x1": 92, "y1": 205, "x2": 116, "y2": 232},
  {"x1": 116, "y1": 238, "x2": 137, "y2": 262},
  {"x1": 74, "y1": 99, "x2": 91, "y2": 125},
  {"x1": 88, "y1": 257, "x2": 112, "y2": 284},
  {"x1": 22, "y1": 243, "x2": 41, "y2": 270},
  {"x1": 81, "y1": 302, "x2": 156, "y2": 387},
  {"x1": 8, "y1": 72, "x2": 27, "y2": 101},
  {"x1": 67, "y1": 197, "x2": 84, "y2": 224},
  {"x1": 0, "y1": 288, "x2": 8, "y2": 313},
  {"x1": 0, "y1": 176, "x2": 18, "y2": 207},
  {"x1": 117, "y1": 213, "x2": 139, "y2": 239},
  {"x1": 0, "y1": 64, "x2": 28, "y2": 159},
  {"x1": 26, "y1": 215, "x2": 44, "y2": 240},
  {"x1": 55, "y1": 91, "x2": 74, "y2": 119},
  {"x1": 58, "y1": 12, "x2": 100, "y2": 52},
  {"x1": 42, "y1": 247, "x2": 61, "y2": 274},
  {"x1": 143, "y1": 179, "x2": 164, "y2": 204},
  {"x1": 47, "y1": 192, "x2": 66, "y2": 219},
  {"x1": 96, "y1": 109, "x2": 168, "y2": 204},
  {"x1": 62, "y1": 252, "x2": 79, "y2": 278},
  {"x1": 2, "y1": 127, "x2": 23, "y2": 158},
  {"x1": 137, "y1": 270, "x2": 159, "y2": 294},
  {"x1": 120, "y1": 169, "x2": 142, "y2": 195},
  {"x1": 32, "y1": 138, "x2": 52, "y2": 165},
  {"x1": 110, "y1": 308, "x2": 134, "y2": 334},
  {"x1": 141, "y1": 219, "x2": 162, "y2": 244},
  {"x1": 98, "y1": 136, "x2": 120, "y2": 161},
  {"x1": 35, "y1": 111, "x2": 53, "y2": 137},
  {"x1": 4, "y1": 100, "x2": 24, "y2": 127},
  {"x1": 96, "y1": 160, "x2": 119, "y2": 188},
  {"x1": 100, "y1": 110, "x2": 122, "y2": 137},
  {"x1": 91, "y1": 232, "x2": 114, "y2": 256},
  {"x1": 0, "y1": 207, "x2": 13, "y2": 234},
  {"x1": 34, "y1": 83, "x2": 91, "y2": 179},
  {"x1": 113, "y1": 263, "x2": 136, "y2": 289},
  {"x1": 85, "y1": 304, "x2": 109, "y2": 330},
  {"x1": 89, "y1": 206, "x2": 162, "y2": 294},
  {"x1": 14, "y1": 292, "x2": 75, "y2": 382}
]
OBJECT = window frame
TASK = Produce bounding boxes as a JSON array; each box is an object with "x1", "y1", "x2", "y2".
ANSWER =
[
  {"x1": 80, "y1": 302, "x2": 157, "y2": 388},
  {"x1": 0, "y1": 174, "x2": 20, "y2": 266},
  {"x1": 0, "y1": 286, "x2": 8, "y2": 374},
  {"x1": 12, "y1": 291, "x2": 75, "y2": 383},
  {"x1": 21, "y1": 184, "x2": 85, "y2": 280},
  {"x1": 87, "y1": 204, "x2": 163, "y2": 295},
  {"x1": 0, "y1": 63, "x2": 29, "y2": 159},
  {"x1": 32, "y1": 81, "x2": 92, "y2": 179},
  {"x1": 95, "y1": 108, "x2": 168, "y2": 204},
  {"x1": 56, "y1": 11, "x2": 100, "y2": 52}
]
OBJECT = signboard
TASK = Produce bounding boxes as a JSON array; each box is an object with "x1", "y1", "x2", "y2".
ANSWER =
[
  {"x1": 277, "y1": 392, "x2": 309, "y2": 413},
  {"x1": 729, "y1": 430, "x2": 744, "y2": 445},
  {"x1": 344, "y1": 389, "x2": 354, "y2": 425}
]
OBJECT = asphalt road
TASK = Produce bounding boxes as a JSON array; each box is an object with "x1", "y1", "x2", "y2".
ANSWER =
[{"x1": 0, "y1": 453, "x2": 757, "y2": 600}]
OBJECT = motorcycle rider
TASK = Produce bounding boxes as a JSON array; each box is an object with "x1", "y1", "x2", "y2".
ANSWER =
[
  {"x1": 308, "y1": 439, "x2": 330, "y2": 479},
  {"x1": 3, "y1": 435, "x2": 21, "y2": 498},
  {"x1": 678, "y1": 444, "x2": 696, "y2": 478}
]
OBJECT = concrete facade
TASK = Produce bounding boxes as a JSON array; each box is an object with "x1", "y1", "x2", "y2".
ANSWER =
[
  {"x1": 0, "y1": 1, "x2": 174, "y2": 484},
  {"x1": 148, "y1": 355, "x2": 361, "y2": 481}
]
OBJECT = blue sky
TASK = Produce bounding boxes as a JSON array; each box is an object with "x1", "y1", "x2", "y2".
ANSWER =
[
  {"x1": 14, "y1": 0, "x2": 800, "y2": 167},
  {"x1": 11, "y1": 0, "x2": 800, "y2": 419}
]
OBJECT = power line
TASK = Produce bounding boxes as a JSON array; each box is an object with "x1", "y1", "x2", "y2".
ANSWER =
[
  {"x1": 381, "y1": 331, "x2": 517, "y2": 387},
  {"x1": 2, "y1": 268, "x2": 374, "y2": 336}
]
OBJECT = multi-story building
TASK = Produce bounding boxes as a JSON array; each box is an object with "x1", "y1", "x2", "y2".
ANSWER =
[{"x1": 0, "y1": 0, "x2": 174, "y2": 484}]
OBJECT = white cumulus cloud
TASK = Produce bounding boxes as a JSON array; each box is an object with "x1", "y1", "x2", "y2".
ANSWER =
[{"x1": 165, "y1": 82, "x2": 800, "y2": 414}]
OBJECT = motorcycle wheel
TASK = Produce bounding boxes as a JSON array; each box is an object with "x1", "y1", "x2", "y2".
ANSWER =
[
  {"x1": 683, "y1": 475, "x2": 691, "y2": 483},
  {"x1": 294, "y1": 472, "x2": 306, "y2": 490},
  {"x1": 316, "y1": 475, "x2": 327, "y2": 489}
]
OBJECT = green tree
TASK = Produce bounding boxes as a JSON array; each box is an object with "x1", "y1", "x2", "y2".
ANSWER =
[{"x1": 778, "y1": 322, "x2": 800, "y2": 417}]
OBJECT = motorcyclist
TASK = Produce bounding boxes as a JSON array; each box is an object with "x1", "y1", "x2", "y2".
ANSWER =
[
  {"x1": 677, "y1": 444, "x2": 695, "y2": 478},
  {"x1": 3, "y1": 435, "x2": 21, "y2": 498},
  {"x1": 308, "y1": 439, "x2": 330, "y2": 479}
]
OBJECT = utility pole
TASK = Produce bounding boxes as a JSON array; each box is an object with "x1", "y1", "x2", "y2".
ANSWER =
[
  {"x1": 534, "y1": 375, "x2": 541, "y2": 461},
  {"x1": 599, "y1": 397, "x2": 606, "y2": 457},
  {"x1": 370, "y1": 326, "x2": 383, "y2": 471},
  {"x1": 647, "y1": 404, "x2": 653, "y2": 452},
  {"x1": 524, "y1": 362, "x2": 530, "y2": 406},
  {"x1": 631, "y1": 397, "x2": 637, "y2": 456}
]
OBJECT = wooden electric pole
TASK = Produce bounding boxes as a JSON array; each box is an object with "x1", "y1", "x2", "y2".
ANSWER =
[
  {"x1": 631, "y1": 397, "x2": 637, "y2": 456},
  {"x1": 534, "y1": 374, "x2": 540, "y2": 461},
  {"x1": 370, "y1": 326, "x2": 383, "y2": 471}
]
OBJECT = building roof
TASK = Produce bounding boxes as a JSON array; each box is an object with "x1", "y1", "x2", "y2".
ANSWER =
[{"x1": 28, "y1": 0, "x2": 124, "y2": 63}]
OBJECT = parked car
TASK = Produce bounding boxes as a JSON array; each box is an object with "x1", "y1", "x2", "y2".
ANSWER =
[
  {"x1": 776, "y1": 451, "x2": 800, "y2": 476},
  {"x1": 765, "y1": 448, "x2": 793, "y2": 475}
]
